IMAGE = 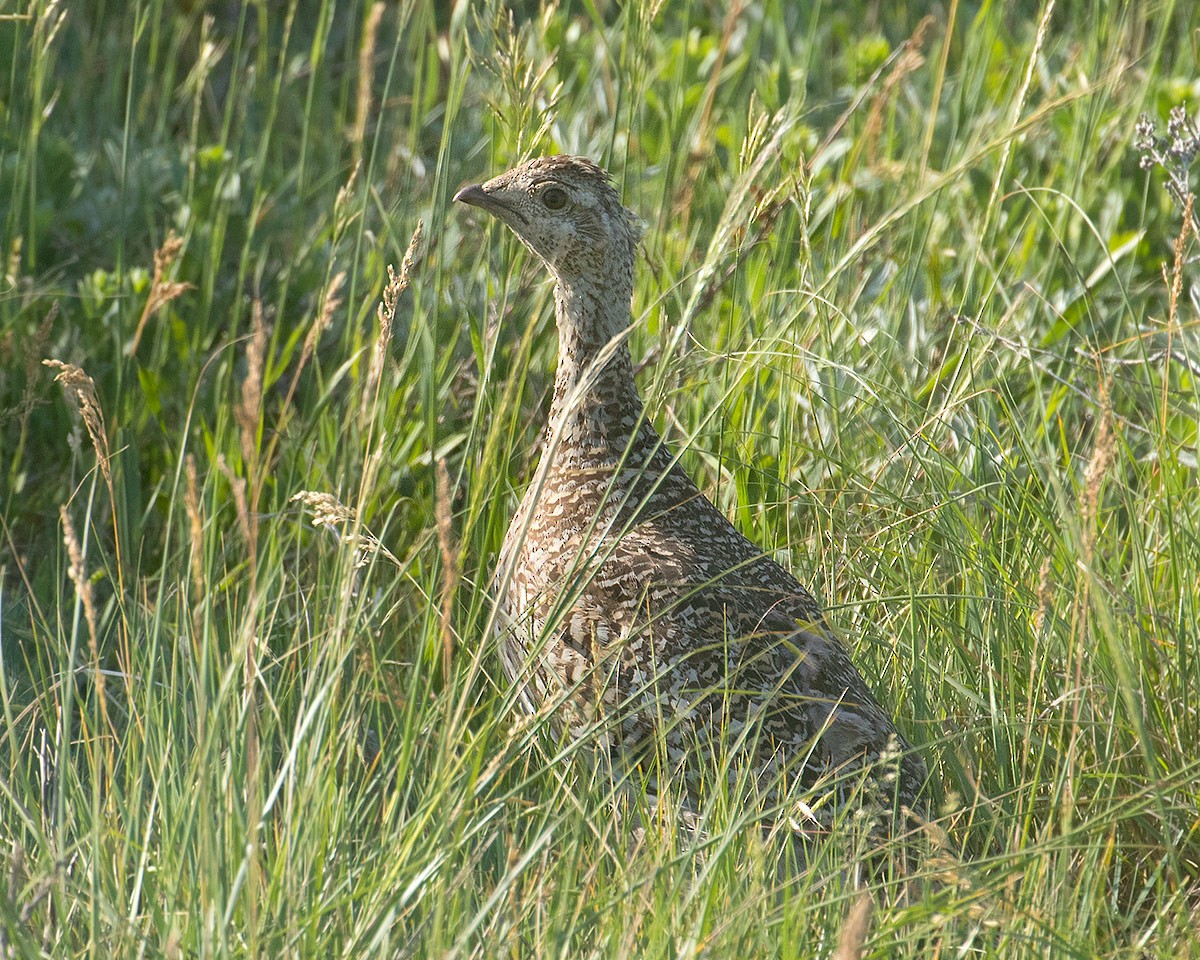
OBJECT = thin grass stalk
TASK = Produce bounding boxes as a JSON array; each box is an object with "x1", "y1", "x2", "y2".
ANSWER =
[
  {"x1": 1162, "y1": 191, "x2": 1193, "y2": 433},
  {"x1": 435, "y1": 458, "x2": 459, "y2": 680},
  {"x1": 353, "y1": 3, "x2": 385, "y2": 159}
]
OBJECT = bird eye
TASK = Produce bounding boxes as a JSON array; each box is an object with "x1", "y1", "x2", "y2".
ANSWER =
[{"x1": 541, "y1": 186, "x2": 568, "y2": 210}]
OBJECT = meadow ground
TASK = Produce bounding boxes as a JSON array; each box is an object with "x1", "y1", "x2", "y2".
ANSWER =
[{"x1": 1, "y1": 0, "x2": 1198, "y2": 956}]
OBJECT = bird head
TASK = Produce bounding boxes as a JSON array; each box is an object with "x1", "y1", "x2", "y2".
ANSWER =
[{"x1": 454, "y1": 156, "x2": 641, "y2": 287}]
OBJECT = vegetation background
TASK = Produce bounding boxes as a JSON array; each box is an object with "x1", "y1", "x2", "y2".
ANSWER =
[{"x1": 1, "y1": 0, "x2": 1198, "y2": 955}]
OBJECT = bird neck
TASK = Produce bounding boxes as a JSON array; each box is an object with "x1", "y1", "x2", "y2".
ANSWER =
[{"x1": 546, "y1": 271, "x2": 647, "y2": 458}]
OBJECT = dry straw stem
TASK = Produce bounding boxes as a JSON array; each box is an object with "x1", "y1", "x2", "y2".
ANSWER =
[
  {"x1": 59, "y1": 504, "x2": 112, "y2": 740},
  {"x1": 237, "y1": 300, "x2": 268, "y2": 485},
  {"x1": 226, "y1": 309, "x2": 267, "y2": 904},
  {"x1": 814, "y1": 15, "x2": 938, "y2": 164},
  {"x1": 831, "y1": 891, "x2": 874, "y2": 960},
  {"x1": 60, "y1": 505, "x2": 99, "y2": 671},
  {"x1": 359, "y1": 221, "x2": 423, "y2": 427},
  {"x1": 184, "y1": 454, "x2": 205, "y2": 619},
  {"x1": 1080, "y1": 380, "x2": 1116, "y2": 560},
  {"x1": 1065, "y1": 377, "x2": 1116, "y2": 810},
  {"x1": 435, "y1": 458, "x2": 459, "y2": 678},
  {"x1": 1166, "y1": 191, "x2": 1193, "y2": 320},
  {"x1": 352, "y1": 3, "x2": 385, "y2": 153},
  {"x1": 263, "y1": 270, "x2": 347, "y2": 493},
  {"x1": 1162, "y1": 191, "x2": 1193, "y2": 430},
  {"x1": 232, "y1": 301, "x2": 267, "y2": 641},
  {"x1": 216, "y1": 454, "x2": 252, "y2": 554},
  {"x1": 283, "y1": 269, "x2": 344, "y2": 416},
  {"x1": 130, "y1": 230, "x2": 192, "y2": 356},
  {"x1": 673, "y1": 0, "x2": 745, "y2": 220},
  {"x1": 305, "y1": 271, "x2": 346, "y2": 368},
  {"x1": 4, "y1": 234, "x2": 21, "y2": 287},
  {"x1": 863, "y1": 16, "x2": 934, "y2": 165},
  {"x1": 1033, "y1": 554, "x2": 1053, "y2": 635}
]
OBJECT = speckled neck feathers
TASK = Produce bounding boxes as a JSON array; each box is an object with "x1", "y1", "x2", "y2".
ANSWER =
[{"x1": 548, "y1": 264, "x2": 645, "y2": 459}]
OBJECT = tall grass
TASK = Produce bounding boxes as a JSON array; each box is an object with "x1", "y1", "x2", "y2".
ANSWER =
[{"x1": 1, "y1": 0, "x2": 1198, "y2": 955}]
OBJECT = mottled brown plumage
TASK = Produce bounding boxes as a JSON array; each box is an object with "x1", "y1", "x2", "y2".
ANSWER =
[{"x1": 456, "y1": 156, "x2": 926, "y2": 820}]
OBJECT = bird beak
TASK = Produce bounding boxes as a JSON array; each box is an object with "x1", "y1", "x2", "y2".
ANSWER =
[
  {"x1": 454, "y1": 182, "x2": 524, "y2": 223},
  {"x1": 453, "y1": 183, "x2": 490, "y2": 207}
]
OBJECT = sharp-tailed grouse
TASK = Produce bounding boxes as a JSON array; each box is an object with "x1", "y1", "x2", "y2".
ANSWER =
[{"x1": 455, "y1": 155, "x2": 926, "y2": 822}]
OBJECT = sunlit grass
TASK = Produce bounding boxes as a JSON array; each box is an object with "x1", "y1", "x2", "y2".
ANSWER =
[{"x1": 1, "y1": 0, "x2": 1198, "y2": 955}]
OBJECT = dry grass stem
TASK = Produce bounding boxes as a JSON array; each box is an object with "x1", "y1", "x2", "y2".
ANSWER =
[
  {"x1": 237, "y1": 300, "x2": 268, "y2": 484},
  {"x1": 1065, "y1": 378, "x2": 1116, "y2": 810},
  {"x1": 673, "y1": 0, "x2": 745, "y2": 218},
  {"x1": 217, "y1": 454, "x2": 251, "y2": 552},
  {"x1": 335, "y1": 163, "x2": 360, "y2": 215},
  {"x1": 435, "y1": 458, "x2": 458, "y2": 678},
  {"x1": 60, "y1": 505, "x2": 99, "y2": 673},
  {"x1": 4, "y1": 234, "x2": 21, "y2": 288},
  {"x1": 184, "y1": 454, "x2": 206, "y2": 639},
  {"x1": 225, "y1": 313, "x2": 265, "y2": 909},
  {"x1": 864, "y1": 17, "x2": 934, "y2": 164},
  {"x1": 233, "y1": 300, "x2": 267, "y2": 666},
  {"x1": 360, "y1": 221, "x2": 423, "y2": 426},
  {"x1": 353, "y1": 4, "x2": 385, "y2": 152},
  {"x1": 266, "y1": 271, "x2": 347, "y2": 484},
  {"x1": 832, "y1": 892, "x2": 874, "y2": 960},
  {"x1": 1165, "y1": 191, "x2": 1192, "y2": 329},
  {"x1": 1034, "y1": 555, "x2": 1053, "y2": 635},
  {"x1": 305, "y1": 271, "x2": 345, "y2": 368},
  {"x1": 1080, "y1": 382, "x2": 1116, "y2": 558},
  {"x1": 1163, "y1": 191, "x2": 1193, "y2": 429},
  {"x1": 60, "y1": 505, "x2": 111, "y2": 739},
  {"x1": 43, "y1": 352, "x2": 127, "y2": 613},
  {"x1": 130, "y1": 230, "x2": 191, "y2": 355}
]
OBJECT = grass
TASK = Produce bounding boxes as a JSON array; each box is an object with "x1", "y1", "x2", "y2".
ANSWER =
[{"x1": 1, "y1": 0, "x2": 1199, "y2": 955}]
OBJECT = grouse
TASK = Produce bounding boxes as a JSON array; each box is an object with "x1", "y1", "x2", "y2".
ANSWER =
[{"x1": 455, "y1": 156, "x2": 926, "y2": 823}]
